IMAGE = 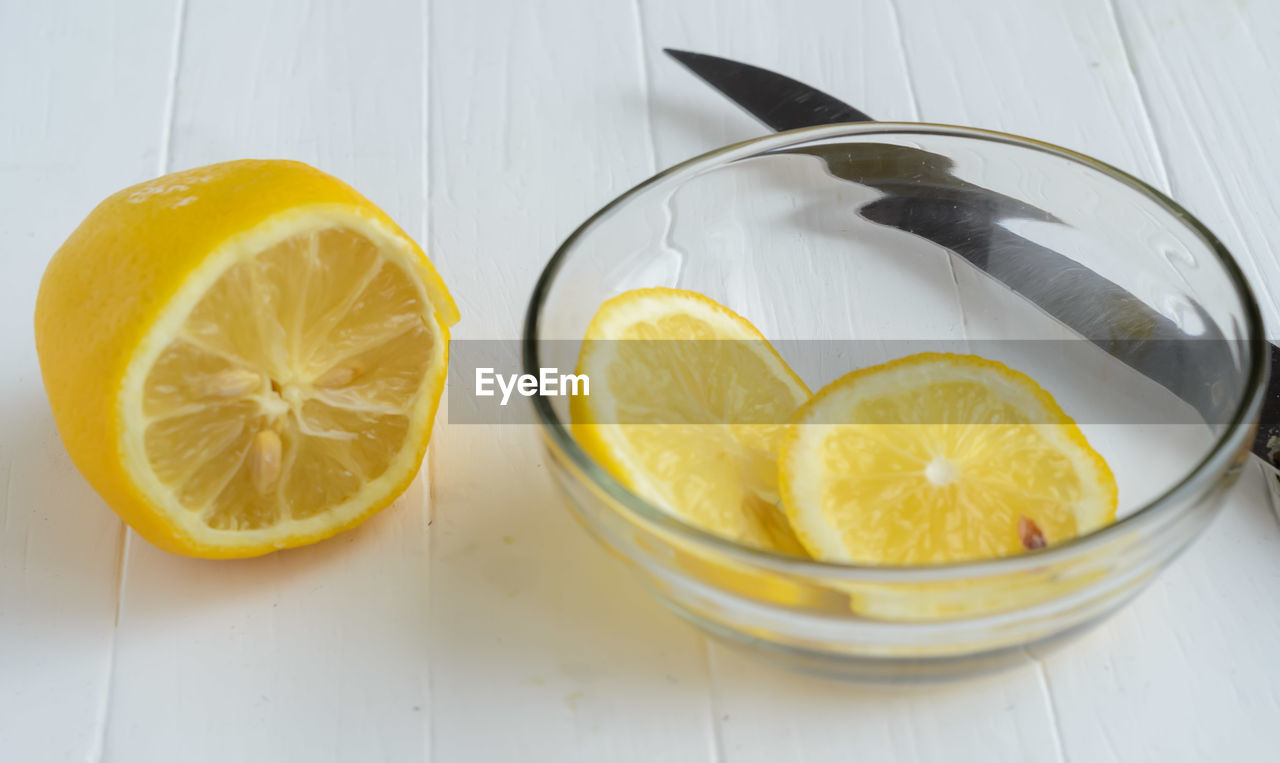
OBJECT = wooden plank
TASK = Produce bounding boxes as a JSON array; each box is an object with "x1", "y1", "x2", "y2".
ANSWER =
[
  {"x1": 708, "y1": 647, "x2": 1062, "y2": 763},
  {"x1": 0, "y1": 1, "x2": 176, "y2": 759},
  {"x1": 100, "y1": 2, "x2": 437, "y2": 760},
  {"x1": 639, "y1": 1, "x2": 1063, "y2": 760},
  {"x1": 889, "y1": 0, "x2": 1167, "y2": 184},
  {"x1": 423, "y1": 0, "x2": 715, "y2": 760},
  {"x1": 1111, "y1": 0, "x2": 1280, "y2": 335},
  {"x1": 1043, "y1": 0, "x2": 1280, "y2": 759},
  {"x1": 888, "y1": 0, "x2": 1280, "y2": 760}
]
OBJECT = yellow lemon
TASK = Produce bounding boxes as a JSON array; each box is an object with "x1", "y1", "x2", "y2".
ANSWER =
[
  {"x1": 571, "y1": 288, "x2": 810, "y2": 553},
  {"x1": 780, "y1": 352, "x2": 1116, "y2": 564},
  {"x1": 35, "y1": 160, "x2": 458, "y2": 558}
]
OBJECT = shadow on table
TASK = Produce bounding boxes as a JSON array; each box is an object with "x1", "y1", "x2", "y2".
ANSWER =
[
  {"x1": 86, "y1": 419, "x2": 705, "y2": 729},
  {"x1": 422, "y1": 424, "x2": 719, "y2": 724},
  {"x1": 1, "y1": 385, "x2": 127, "y2": 634}
]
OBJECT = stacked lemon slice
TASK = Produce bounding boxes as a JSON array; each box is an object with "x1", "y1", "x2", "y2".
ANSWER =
[
  {"x1": 572, "y1": 288, "x2": 1116, "y2": 565},
  {"x1": 572, "y1": 288, "x2": 810, "y2": 555}
]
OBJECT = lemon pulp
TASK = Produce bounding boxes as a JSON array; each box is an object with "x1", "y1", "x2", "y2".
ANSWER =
[{"x1": 134, "y1": 221, "x2": 440, "y2": 533}]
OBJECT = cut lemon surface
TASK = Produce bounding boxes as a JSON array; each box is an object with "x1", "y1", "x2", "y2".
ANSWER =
[
  {"x1": 572, "y1": 288, "x2": 810, "y2": 554},
  {"x1": 35, "y1": 160, "x2": 458, "y2": 558},
  {"x1": 780, "y1": 353, "x2": 1116, "y2": 565}
]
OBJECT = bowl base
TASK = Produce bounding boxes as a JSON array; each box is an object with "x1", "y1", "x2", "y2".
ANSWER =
[{"x1": 660, "y1": 594, "x2": 1122, "y2": 683}]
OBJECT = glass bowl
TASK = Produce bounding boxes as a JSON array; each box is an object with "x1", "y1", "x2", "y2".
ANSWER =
[{"x1": 522, "y1": 123, "x2": 1267, "y2": 679}]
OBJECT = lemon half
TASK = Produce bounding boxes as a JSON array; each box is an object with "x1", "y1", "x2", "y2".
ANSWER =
[{"x1": 35, "y1": 160, "x2": 458, "y2": 558}]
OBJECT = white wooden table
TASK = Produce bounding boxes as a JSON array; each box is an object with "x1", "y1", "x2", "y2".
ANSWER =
[{"x1": 5, "y1": 1, "x2": 1280, "y2": 760}]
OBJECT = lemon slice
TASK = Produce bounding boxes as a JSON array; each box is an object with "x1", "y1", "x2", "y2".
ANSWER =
[
  {"x1": 571, "y1": 288, "x2": 811, "y2": 554},
  {"x1": 35, "y1": 160, "x2": 458, "y2": 558},
  {"x1": 780, "y1": 353, "x2": 1116, "y2": 564}
]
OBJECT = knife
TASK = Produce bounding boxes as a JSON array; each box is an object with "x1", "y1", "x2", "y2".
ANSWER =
[{"x1": 664, "y1": 48, "x2": 1279, "y2": 470}]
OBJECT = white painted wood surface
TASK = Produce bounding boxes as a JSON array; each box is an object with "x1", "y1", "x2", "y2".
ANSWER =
[{"x1": 3, "y1": 0, "x2": 1280, "y2": 760}]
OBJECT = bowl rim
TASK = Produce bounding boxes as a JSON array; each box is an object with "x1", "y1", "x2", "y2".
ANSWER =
[{"x1": 522, "y1": 121, "x2": 1268, "y2": 581}]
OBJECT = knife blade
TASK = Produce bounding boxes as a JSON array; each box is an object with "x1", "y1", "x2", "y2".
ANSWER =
[
  {"x1": 664, "y1": 48, "x2": 1278, "y2": 468},
  {"x1": 663, "y1": 49, "x2": 873, "y2": 129}
]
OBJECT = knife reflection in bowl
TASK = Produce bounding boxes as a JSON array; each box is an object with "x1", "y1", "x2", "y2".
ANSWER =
[{"x1": 665, "y1": 48, "x2": 1275, "y2": 469}]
